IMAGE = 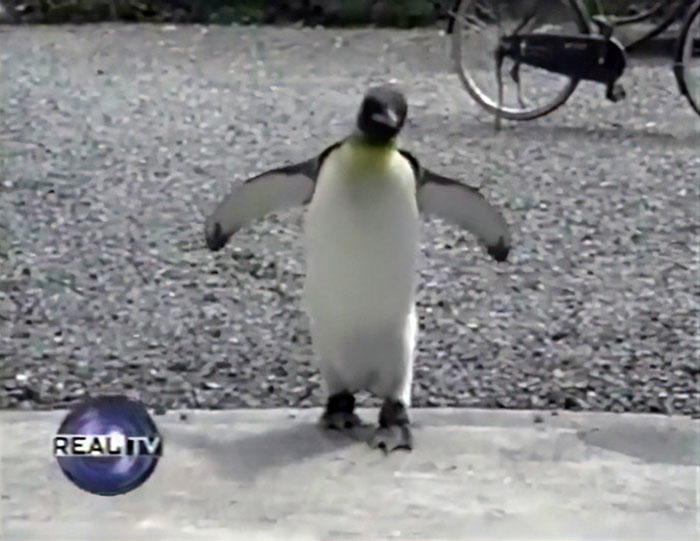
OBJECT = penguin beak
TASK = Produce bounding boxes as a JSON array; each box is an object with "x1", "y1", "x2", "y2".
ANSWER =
[{"x1": 370, "y1": 108, "x2": 399, "y2": 129}]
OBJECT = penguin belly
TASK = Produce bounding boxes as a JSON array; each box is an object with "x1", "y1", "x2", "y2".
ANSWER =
[{"x1": 303, "y1": 147, "x2": 420, "y2": 399}]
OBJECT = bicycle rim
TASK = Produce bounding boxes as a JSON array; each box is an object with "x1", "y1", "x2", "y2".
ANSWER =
[
  {"x1": 678, "y1": 0, "x2": 700, "y2": 116},
  {"x1": 451, "y1": 0, "x2": 589, "y2": 121}
]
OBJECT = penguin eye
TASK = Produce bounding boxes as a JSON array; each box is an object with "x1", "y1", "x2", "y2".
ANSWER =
[
  {"x1": 365, "y1": 97, "x2": 384, "y2": 115},
  {"x1": 359, "y1": 98, "x2": 383, "y2": 125}
]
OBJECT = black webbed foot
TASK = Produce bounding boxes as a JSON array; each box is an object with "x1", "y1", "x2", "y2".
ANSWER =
[
  {"x1": 369, "y1": 398, "x2": 412, "y2": 454},
  {"x1": 320, "y1": 391, "x2": 362, "y2": 430}
]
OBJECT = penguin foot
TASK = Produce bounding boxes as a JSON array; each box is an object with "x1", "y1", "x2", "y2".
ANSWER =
[
  {"x1": 368, "y1": 398, "x2": 412, "y2": 453},
  {"x1": 320, "y1": 390, "x2": 361, "y2": 430},
  {"x1": 369, "y1": 424, "x2": 413, "y2": 453},
  {"x1": 321, "y1": 411, "x2": 363, "y2": 430}
]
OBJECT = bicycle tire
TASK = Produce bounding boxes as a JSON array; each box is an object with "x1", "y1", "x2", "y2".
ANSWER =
[
  {"x1": 675, "y1": 0, "x2": 700, "y2": 116},
  {"x1": 451, "y1": 0, "x2": 590, "y2": 121}
]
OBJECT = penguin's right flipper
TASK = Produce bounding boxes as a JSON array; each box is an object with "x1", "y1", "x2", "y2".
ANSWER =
[
  {"x1": 205, "y1": 142, "x2": 341, "y2": 251},
  {"x1": 416, "y1": 170, "x2": 511, "y2": 262},
  {"x1": 400, "y1": 150, "x2": 511, "y2": 262}
]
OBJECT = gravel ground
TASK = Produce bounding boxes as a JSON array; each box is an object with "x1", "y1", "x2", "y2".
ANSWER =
[{"x1": 0, "y1": 24, "x2": 698, "y2": 416}]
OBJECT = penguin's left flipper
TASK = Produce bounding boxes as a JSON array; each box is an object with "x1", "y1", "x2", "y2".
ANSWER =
[
  {"x1": 205, "y1": 142, "x2": 341, "y2": 251},
  {"x1": 402, "y1": 151, "x2": 511, "y2": 262}
]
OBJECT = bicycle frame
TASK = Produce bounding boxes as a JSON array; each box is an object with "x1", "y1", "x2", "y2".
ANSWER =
[
  {"x1": 445, "y1": 0, "x2": 687, "y2": 46},
  {"x1": 618, "y1": 0, "x2": 688, "y2": 52},
  {"x1": 445, "y1": 0, "x2": 589, "y2": 35},
  {"x1": 445, "y1": 1, "x2": 690, "y2": 92},
  {"x1": 475, "y1": 2, "x2": 628, "y2": 100},
  {"x1": 446, "y1": 0, "x2": 700, "y2": 118}
]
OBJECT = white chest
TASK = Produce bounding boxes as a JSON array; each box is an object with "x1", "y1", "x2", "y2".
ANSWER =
[{"x1": 303, "y1": 144, "x2": 420, "y2": 324}]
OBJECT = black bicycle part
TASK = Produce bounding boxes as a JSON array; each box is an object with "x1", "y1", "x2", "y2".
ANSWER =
[
  {"x1": 450, "y1": 0, "x2": 592, "y2": 121},
  {"x1": 499, "y1": 32, "x2": 627, "y2": 102}
]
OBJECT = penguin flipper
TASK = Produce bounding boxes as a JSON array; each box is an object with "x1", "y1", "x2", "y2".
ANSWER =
[
  {"x1": 404, "y1": 152, "x2": 511, "y2": 262},
  {"x1": 205, "y1": 143, "x2": 340, "y2": 251}
]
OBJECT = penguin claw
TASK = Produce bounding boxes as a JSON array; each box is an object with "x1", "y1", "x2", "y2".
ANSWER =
[
  {"x1": 321, "y1": 411, "x2": 363, "y2": 431},
  {"x1": 369, "y1": 425, "x2": 413, "y2": 453}
]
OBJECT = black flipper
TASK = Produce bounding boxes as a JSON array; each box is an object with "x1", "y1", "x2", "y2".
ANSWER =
[
  {"x1": 400, "y1": 150, "x2": 511, "y2": 262},
  {"x1": 205, "y1": 142, "x2": 341, "y2": 251}
]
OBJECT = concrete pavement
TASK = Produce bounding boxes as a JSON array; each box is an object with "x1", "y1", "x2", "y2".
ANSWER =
[{"x1": 0, "y1": 408, "x2": 697, "y2": 541}]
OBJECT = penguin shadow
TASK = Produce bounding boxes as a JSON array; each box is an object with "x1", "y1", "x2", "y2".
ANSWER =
[
  {"x1": 441, "y1": 115, "x2": 699, "y2": 148},
  {"x1": 412, "y1": 109, "x2": 698, "y2": 151},
  {"x1": 506, "y1": 121, "x2": 699, "y2": 147},
  {"x1": 167, "y1": 416, "x2": 375, "y2": 484}
]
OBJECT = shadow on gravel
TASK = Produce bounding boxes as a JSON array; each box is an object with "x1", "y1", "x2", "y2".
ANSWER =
[
  {"x1": 506, "y1": 123, "x2": 700, "y2": 147},
  {"x1": 415, "y1": 114, "x2": 698, "y2": 149}
]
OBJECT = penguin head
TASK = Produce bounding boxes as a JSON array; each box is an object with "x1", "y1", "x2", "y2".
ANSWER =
[{"x1": 356, "y1": 85, "x2": 407, "y2": 144}]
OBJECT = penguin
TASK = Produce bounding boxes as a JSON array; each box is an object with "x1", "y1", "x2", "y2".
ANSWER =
[{"x1": 205, "y1": 84, "x2": 510, "y2": 453}]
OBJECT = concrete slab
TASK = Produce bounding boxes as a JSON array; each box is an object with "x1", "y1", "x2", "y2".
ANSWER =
[{"x1": 0, "y1": 408, "x2": 697, "y2": 541}]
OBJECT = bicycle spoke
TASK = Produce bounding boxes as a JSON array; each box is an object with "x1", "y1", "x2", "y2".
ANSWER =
[
  {"x1": 509, "y1": 62, "x2": 529, "y2": 109},
  {"x1": 512, "y1": 7, "x2": 538, "y2": 36},
  {"x1": 474, "y1": 0, "x2": 500, "y2": 25},
  {"x1": 494, "y1": 47, "x2": 504, "y2": 130},
  {"x1": 448, "y1": 9, "x2": 487, "y2": 35},
  {"x1": 479, "y1": 0, "x2": 504, "y2": 37}
]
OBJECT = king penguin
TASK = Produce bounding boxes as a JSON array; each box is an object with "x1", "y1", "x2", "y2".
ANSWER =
[{"x1": 205, "y1": 84, "x2": 510, "y2": 453}]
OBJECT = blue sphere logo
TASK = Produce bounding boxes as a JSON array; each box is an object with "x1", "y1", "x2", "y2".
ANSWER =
[{"x1": 53, "y1": 395, "x2": 162, "y2": 496}]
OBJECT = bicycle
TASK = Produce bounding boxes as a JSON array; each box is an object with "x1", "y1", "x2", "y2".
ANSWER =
[{"x1": 444, "y1": 0, "x2": 700, "y2": 124}]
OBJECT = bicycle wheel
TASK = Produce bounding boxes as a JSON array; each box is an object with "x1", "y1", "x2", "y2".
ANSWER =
[
  {"x1": 675, "y1": 0, "x2": 700, "y2": 116},
  {"x1": 451, "y1": 0, "x2": 590, "y2": 121}
]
